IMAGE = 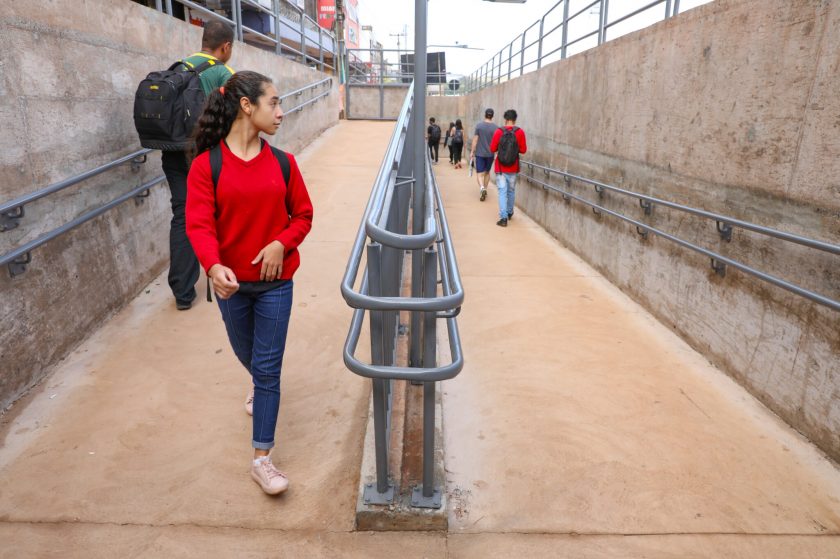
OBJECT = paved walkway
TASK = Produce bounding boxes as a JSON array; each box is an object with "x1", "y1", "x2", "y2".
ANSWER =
[{"x1": 1, "y1": 121, "x2": 839, "y2": 557}]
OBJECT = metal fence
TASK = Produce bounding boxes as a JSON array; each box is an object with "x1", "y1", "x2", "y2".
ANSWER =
[
  {"x1": 341, "y1": 83, "x2": 464, "y2": 508},
  {"x1": 345, "y1": 48, "x2": 457, "y2": 95},
  {"x1": 153, "y1": 0, "x2": 337, "y2": 72},
  {"x1": 520, "y1": 160, "x2": 840, "y2": 312},
  {"x1": 464, "y1": 0, "x2": 711, "y2": 94},
  {"x1": 0, "y1": 77, "x2": 335, "y2": 278}
]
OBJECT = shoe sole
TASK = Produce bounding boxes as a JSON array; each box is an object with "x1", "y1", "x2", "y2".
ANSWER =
[{"x1": 251, "y1": 470, "x2": 289, "y2": 495}]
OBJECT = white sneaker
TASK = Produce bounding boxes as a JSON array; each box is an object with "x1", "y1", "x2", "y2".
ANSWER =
[
  {"x1": 251, "y1": 456, "x2": 289, "y2": 495},
  {"x1": 245, "y1": 388, "x2": 254, "y2": 416}
]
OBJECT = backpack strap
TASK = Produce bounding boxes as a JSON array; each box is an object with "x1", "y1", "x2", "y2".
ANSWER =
[
  {"x1": 206, "y1": 144, "x2": 223, "y2": 303},
  {"x1": 269, "y1": 146, "x2": 292, "y2": 187},
  {"x1": 210, "y1": 143, "x2": 223, "y2": 192},
  {"x1": 169, "y1": 58, "x2": 217, "y2": 74}
]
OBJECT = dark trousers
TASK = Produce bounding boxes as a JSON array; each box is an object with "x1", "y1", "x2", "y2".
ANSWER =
[
  {"x1": 428, "y1": 141, "x2": 439, "y2": 162},
  {"x1": 161, "y1": 151, "x2": 200, "y2": 305}
]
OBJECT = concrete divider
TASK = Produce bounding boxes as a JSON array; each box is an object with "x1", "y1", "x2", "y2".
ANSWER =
[
  {"x1": 443, "y1": 0, "x2": 840, "y2": 461},
  {"x1": 0, "y1": 0, "x2": 339, "y2": 411}
]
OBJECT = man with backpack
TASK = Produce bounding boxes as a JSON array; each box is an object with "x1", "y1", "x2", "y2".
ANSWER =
[
  {"x1": 134, "y1": 20, "x2": 235, "y2": 310},
  {"x1": 490, "y1": 109, "x2": 527, "y2": 227},
  {"x1": 427, "y1": 117, "x2": 441, "y2": 164}
]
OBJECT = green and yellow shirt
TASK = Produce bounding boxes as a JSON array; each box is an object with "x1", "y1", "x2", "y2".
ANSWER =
[{"x1": 182, "y1": 52, "x2": 235, "y2": 96}]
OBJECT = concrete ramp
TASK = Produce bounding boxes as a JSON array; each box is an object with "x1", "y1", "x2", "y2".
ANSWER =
[{"x1": 0, "y1": 121, "x2": 839, "y2": 557}]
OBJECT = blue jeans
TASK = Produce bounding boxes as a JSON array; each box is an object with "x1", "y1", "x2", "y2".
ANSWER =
[
  {"x1": 217, "y1": 281, "x2": 293, "y2": 450},
  {"x1": 496, "y1": 173, "x2": 517, "y2": 219}
]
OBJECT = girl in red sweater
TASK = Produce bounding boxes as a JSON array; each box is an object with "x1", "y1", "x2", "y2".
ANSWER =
[{"x1": 186, "y1": 71, "x2": 313, "y2": 495}]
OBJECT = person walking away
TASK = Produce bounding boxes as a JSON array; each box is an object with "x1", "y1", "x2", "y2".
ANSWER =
[
  {"x1": 450, "y1": 119, "x2": 465, "y2": 169},
  {"x1": 469, "y1": 108, "x2": 497, "y2": 202},
  {"x1": 186, "y1": 71, "x2": 314, "y2": 495},
  {"x1": 445, "y1": 121, "x2": 455, "y2": 164},
  {"x1": 490, "y1": 109, "x2": 527, "y2": 227},
  {"x1": 426, "y1": 117, "x2": 441, "y2": 164},
  {"x1": 160, "y1": 21, "x2": 235, "y2": 310}
]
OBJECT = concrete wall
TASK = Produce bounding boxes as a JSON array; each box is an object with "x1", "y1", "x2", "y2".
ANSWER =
[
  {"x1": 345, "y1": 85, "x2": 411, "y2": 120},
  {"x1": 0, "y1": 0, "x2": 339, "y2": 410},
  {"x1": 460, "y1": 0, "x2": 840, "y2": 461}
]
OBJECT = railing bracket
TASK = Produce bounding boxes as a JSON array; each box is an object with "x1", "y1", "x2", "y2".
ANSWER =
[
  {"x1": 363, "y1": 482, "x2": 396, "y2": 505},
  {"x1": 411, "y1": 485, "x2": 442, "y2": 509},
  {"x1": 594, "y1": 184, "x2": 605, "y2": 198},
  {"x1": 8, "y1": 252, "x2": 31, "y2": 278},
  {"x1": 640, "y1": 199, "x2": 653, "y2": 216},
  {"x1": 134, "y1": 188, "x2": 151, "y2": 206},
  {"x1": 716, "y1": 221, "x2": 732, "y2": 242},
  {"x1": 636, "y1": 225, "x2": 649, "y2": 239},
  {"x1": 1, "y1": 205, "x2": 24, "y2": 232},
  {"x1": 130, "y1": 154, "x2": 147, "y2": 173},
  {"x1": 711, "y1": 258, "x2": 727, "y2": 277},
  {"x1": 592, "y1": 206, "x2": 602, "y2": 217}
]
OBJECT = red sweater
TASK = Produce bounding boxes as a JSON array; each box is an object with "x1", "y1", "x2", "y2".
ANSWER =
[
  {"x1": 490, "y1": 126, "x2": 528, "y2": 173},
  {"x1": 186, "y1": 141, "x2": 313, "y2": 282}
]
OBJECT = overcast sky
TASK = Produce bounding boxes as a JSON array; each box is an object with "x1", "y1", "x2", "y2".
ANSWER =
[{"x1": 355, "y1": 0, "x2": 713, "y2": 76}]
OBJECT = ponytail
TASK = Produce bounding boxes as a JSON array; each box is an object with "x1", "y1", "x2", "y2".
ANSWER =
[{"x1": 192, "y1": 70, "x2": 273, "y2": 155}]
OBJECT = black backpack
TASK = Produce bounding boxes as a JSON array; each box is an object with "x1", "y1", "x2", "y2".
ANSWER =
[
  {"x1": 133, "y1": 59, "x2": 215, "y2": 151},
  {"x1": 429, "y1": 124, "x2": 441, "y2": 142},
  {"x1": 204, "y1": 141, "x2": 292, "y2": 302},
  {"x1": 496, "y1": 126, "x2": 520, "y2": 166},
  {"x1": 452, "y1": 128, "x2": 464, "y2": 145}
]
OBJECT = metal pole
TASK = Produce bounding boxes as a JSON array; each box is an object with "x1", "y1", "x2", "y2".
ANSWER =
[
  {"x1": 232, "y1": 0, "x2": 243, "y2": 42},
  {"x1": 319, "y1": 27, "x2": 325, "y2": 70},
  {"x1": 155, "y1": 0, "x2": 162, "y2": 12},
  {"x1": 410, "y1": 0, "x2": 427, "y2": 366},
  {"x1": 507, "y1": 43, "x2": 513, "y2": 81},
  {"x1": 520, "y1": 32, "x2": 526, "y2": 76},
  {"x1": 561, "y1": 0, "x2": 570, "y2": 59},
  {"x1": 165, "y1": 0, "x2": 172, "y2": 15},
  {"x1": 273, "y1": 0, "x2": 282, "y2": 56},
  {"x1": 673, "y1": 0, "x2": 681, "y2": 15},
  {"x1": 665, "y1": 0, "x2": 672, "y2": 17},
  {"x1": 300, "y1": 5, "x2": 307, "y2": 65},
  {"x1": 537, "y1": 16, "x2": 545, "y2": 69}
]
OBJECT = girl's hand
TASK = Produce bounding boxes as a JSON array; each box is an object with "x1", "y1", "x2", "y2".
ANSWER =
[
  {"x1": 208, "y1": 264, "x2": 239, "y2": 299},
  {"x1": 251, "y1": 240, "x2": 285, "y2": 281}
]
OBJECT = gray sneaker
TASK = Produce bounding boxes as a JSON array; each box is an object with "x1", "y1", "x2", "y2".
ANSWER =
[
  {"x1": 251, "y1": 456, "x2": 289, "y2": 495},
  {"x1": 245, "y1": 388, "x2": 254, "y2": 416}
]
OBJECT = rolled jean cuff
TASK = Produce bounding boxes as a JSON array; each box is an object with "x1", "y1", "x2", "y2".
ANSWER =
[{"x1": 253, "y1": 440, "x2": 275, "y2": 450}]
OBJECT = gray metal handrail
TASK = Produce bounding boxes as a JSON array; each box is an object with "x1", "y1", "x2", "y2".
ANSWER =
[
  {"x1": 278, "y1": 76, "x2": 333, "y2": 114},
  {"x1": 520, "y1": 161, "x2": 840, "y2": 312},
  {"x1": 0, "y1": 176, "x2": 166, "y2": 277},
  {"x1": 157, "y1": 0, "x2": 336, "y2": 72},
  {"x1": 522, "y1": 160, "x2": 840, "y2": 255},
  {"x1": 341, "y1": 61, "x2": 464, "y2": 509},
  {"x1": 0, "y1": 149, "x2": 152, "y2": 232},
  {"x1": 464, "y1": 0, "x2": 701, "y2": 94}
]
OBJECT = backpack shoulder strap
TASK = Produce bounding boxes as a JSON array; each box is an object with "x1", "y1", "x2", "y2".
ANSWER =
[
  {"x1": 270, "y1": 146, "x2": 291, "y2": 187},
  {"x1": 209, "y1": 144, "x2": 223, "y2": 192}
]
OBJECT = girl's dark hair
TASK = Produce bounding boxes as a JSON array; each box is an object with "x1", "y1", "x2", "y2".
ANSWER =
[
  {"x1": 449, "y1": 121, "x2": 455, "y2": 128},
  {"x1": 455, "y1": 119, "x2": 463, "y2": 130},
  {"x1": 193, "y1": 70, "x2": 273, "y2": 155}
]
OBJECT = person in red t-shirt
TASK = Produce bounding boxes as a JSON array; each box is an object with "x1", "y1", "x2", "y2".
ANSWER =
[
  {"x1": 489, "y1": 109, "x2": 527, "y2": 227},
  {"x1": 186, "y1": 71, "x2": 313, "y2": 496}
]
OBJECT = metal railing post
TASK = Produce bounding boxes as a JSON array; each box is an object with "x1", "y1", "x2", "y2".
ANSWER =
[
  {"x1": 319, "y1": 27, "x2": 325, "y2": 70},
  {"x1": 165, "y1": 0, "x2": 172, "y2": 15},
  {"x1": 412, "y1": 245, "x2": 441, "y2": 508},
  {"x1": 537, "y1": 16, "x2": 545, "y2": 69},
  {"x1": 673, "y1": 0, "x2": 681, "y2": 15},
  {"x1": 155, "y1": 0, "x2": 162, "y2": 11},
  {"x1": 273, "y1": 0, "x2": 282, "y2": 56},
  {"x1": 507, "y1": 42, "x2": 513, "y2": 81},
  {"x1": 665, "y1": 0, "x2": 672, "y2": 17},
  {"x1": 232, "y1": 0, "x2": 243, "y2": 42},
  {"x1": 520, "y1": 32, "x2": 526, "y2": 76},
  {"x1": 598, "y1": 0, "x2": 610, "y2": 44},
  {"x1": 561, "y1": 0, "x2": 570, "y2": 59},
  {"x1": 299, "y1": 6, "x2": 307, "y2": 65}
]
